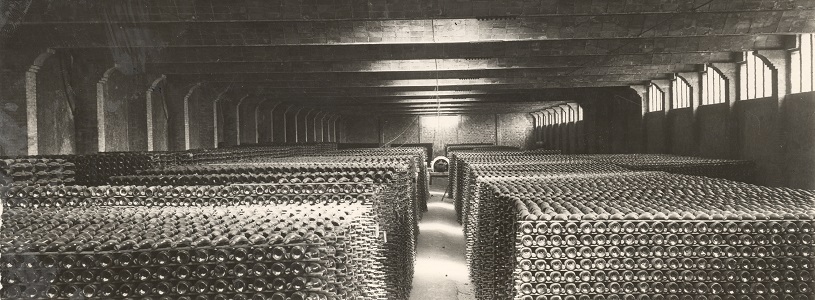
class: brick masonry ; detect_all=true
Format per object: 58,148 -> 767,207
1,0 -> 813,190
342,113 -> 533,158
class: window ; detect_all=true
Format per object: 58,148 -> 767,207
576,105 -> 583,121
424,115 -> 459,129
792,34 -> 814,94
702,65 -> 728,105
536,103 -> 582,126
740,51 -> 774,100
672,75 -> 692,108
648,83 -> 664,112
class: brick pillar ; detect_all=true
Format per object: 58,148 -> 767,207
25,49 -> 58,155
146,75 -> 168,151
179,83 -> 203,150
256,100 -> 280,143
271,104 -> 287,143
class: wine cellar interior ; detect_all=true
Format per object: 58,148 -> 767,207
1,1 -> 815,300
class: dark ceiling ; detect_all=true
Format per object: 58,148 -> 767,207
3,0 -> 813,114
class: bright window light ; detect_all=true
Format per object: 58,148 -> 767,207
648,83 -> 664,112
791,34 -> 814,94
673,74 -> 692,108
424,115 -> 460,129
741,51 -> 774,100
702,65 -> 728,105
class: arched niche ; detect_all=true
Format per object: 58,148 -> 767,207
146,75 -> 168,151
26,49 -> 76,155
96,66 -> 148,152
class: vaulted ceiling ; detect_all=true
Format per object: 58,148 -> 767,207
3,0 -> 813,114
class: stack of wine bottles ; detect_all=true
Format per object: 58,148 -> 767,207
458,160 -> 632,240
1,181 -> 415,300
178,144 -> 336,165
107,161 -> 422,284
13,152 -> 184,186
179,147 -> 292,165
463,171 -> 815,300
446,149 -> 560,199
121,160 -> 421,231
584,154 -> 755,183
0,158 -> 76,185
454,158 -> 633,270
68,152 -> 182,185
451,153 -> 583,201
445,145 -> 518,157
447,150 -> 563,220
108,165 -> 399,186
1,205 -> 373,299
8,144 -> 339,186
298,148 -> 430,212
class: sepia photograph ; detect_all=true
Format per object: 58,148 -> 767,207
1,0 -> 814,299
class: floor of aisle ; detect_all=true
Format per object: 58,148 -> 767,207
410,178 -> 475,300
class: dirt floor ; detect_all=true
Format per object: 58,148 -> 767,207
409,178 -> 475,300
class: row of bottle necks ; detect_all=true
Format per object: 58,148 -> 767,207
2,184 -> 385,198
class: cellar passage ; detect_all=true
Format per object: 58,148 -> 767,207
2,1 -> 815,300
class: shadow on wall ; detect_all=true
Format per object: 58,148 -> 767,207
779,92 -> 815,189
0,103 -> 26,156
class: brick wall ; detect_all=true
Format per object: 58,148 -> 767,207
382,116 -> 419,145
296,110 -> 310,143
284,107 -> 298,143
497,113 -> 533,150
33,51 -> 75,155
458,114 -> 496,144
781,92 -> 815,189
0,47 -> 44,156
62,51 -> 108,155
342,113 -> 534,158
192,84 -> 215,149
98,68 -> 151,152
667,108 -> 695,156
343,116 -> 379,143
271,105 -> 286,143
587,88 -> 815,190
238,98 -> 258,145
256,101 -> 276,143
419,116 -> 460,158
147,77 -> 169,151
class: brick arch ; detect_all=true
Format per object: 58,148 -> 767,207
96,65 -> 149,152
26,49 -> 77,155
298,108 -> 313,143
271,103 -> 288,143
96,66 -> 121,152
285,106 -> 301,143
236,95 -> 265,145
211,89 -> 233,148
312,111 -> 325,142
181,83 -> 202,150
146,75 -> 168,151
255,100 -> 280,143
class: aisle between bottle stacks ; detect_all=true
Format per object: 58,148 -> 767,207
410,178 -> 475,300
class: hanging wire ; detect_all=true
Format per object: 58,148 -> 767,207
380,18 -> 442,148
431,17 -> 442,142
381,14 -> 445,149
381,116 -> 420,147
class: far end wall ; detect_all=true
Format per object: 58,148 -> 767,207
341,113 -> 535,158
